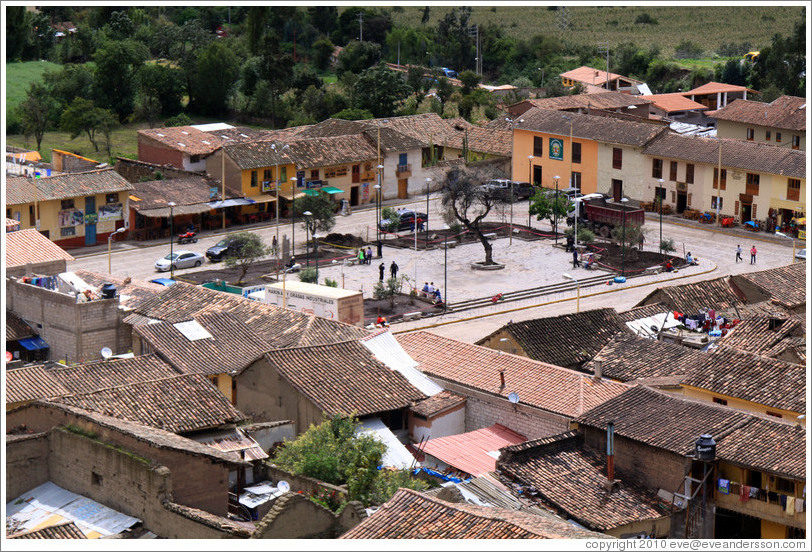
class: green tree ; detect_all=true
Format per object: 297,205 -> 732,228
295,191 -> 337,235
17,83 -> 55,152
106,10 -> 135,40
312,37 -> 335,71
406,65 -> 426,100
6,6 -> 29,61
256,31 -> 294,124
458,70 -> 480,95
59,98 -> 115,152
336,40 -> 382,76
92,39 -> 150,120
44,64 -> 95,111
750,21 -> 805,97
135,63 -> 184,118
529,189 -> 571,232
298,267 -> 318,284
332,107 -> 373,120
223,232 -> 272,284
380,207 -> 402,235
436,7 -> 473,71
307,6 -> 339,36
354,63 -> 410,118
373,277 -> 401,309
165,113 -> 192,127
434,77 -> 454,116
190,40 -> 239,116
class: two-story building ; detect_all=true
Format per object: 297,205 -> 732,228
642,133 -> 806,223
5,168 -> 134,248
560,66 -> 645,94
680,81 -> 757,111
708,96 -> 805,150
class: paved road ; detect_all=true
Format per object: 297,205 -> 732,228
69,196 -> 802,343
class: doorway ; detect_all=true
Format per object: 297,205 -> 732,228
84,196 -> 96,245
611,179 -> 623,201
741,202 -> 752,223
676,191 -> 688,213
533,166 -> 542,187
398,179 -> 408,199
350,186 -> 359,206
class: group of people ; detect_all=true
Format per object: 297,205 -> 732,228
421,282 -> 443,303
735,244 -> 758,264
571,249 -> 595,269
357,246 -> 374,265
379,260 -> 399,281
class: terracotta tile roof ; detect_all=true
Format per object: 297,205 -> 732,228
223,140 -> 297,170
134,311 -> 271,376
583,331 -> 703,383
264,341 -> 426,417
5,229 -> 75,268
126,282 -> 369,349
682,346 -> 806,413
8,521 -> 86,539
138,126 -> 225,156
499,432 -> 668,531
731,262 -> 806,310
411,390 -> 466,417
707,96 -> 805,131
422,424 -> 527,477
298,118 -> 370,137
639,93 -> 708,113
517,108 -> 667,147
575,386 -> 806,480
207,126 -> 268,142
377,113 -> 511,156
5,169 -> 134,205
71,270 -> 163,311
339,488 -> 609,539
287,135 -> 378,168
398,331 -> 631,417
560,66 -> 641,87
642,134 -> 805,178
489,308 -> 628,369
130,175 -> 242,211
6,354 -> 180,406
615,302 -> 668,323
53,374 -> 246,433
6,217 -> 21,231
686,81 -> 756,96
6,310 -> 34,341
512,91 -> 651,115
635,277 -> 743,314
715,315 -> 805,360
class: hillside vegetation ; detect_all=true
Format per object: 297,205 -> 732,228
6,60 -> 60,113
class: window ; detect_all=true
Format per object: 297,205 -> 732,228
787,178 -> 801,201
776,132 -> 782,143
29,205 -> 35,226
746,128 -> 754,140
310,169 -> 319,180
652,158 -> 663,178
711,196 -> 723,210
773,476 -> 794,494
746,172 -> 760,195
61,227 -> 76,237
612,147 -> 622,169
61,199 -> 75,210
280,166 -> 287,182
106,193 -> 119,204
713,168 -> 727,190
571,172 -> 582,191
765,130 -> 771,141
686,163 -> 694,184
211,376 -> 219,388
791,135 -> 800,149
712,397 -> 728,406
250,171 -> 258,187
263,169 -> 272,181
572,142 -> 582,163
533,136 -> 544,157
190,154 -> 200,163
669,161 -> 678,181
399,153 -> 408,165
654,187 -> 666,201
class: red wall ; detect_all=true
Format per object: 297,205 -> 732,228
138,141 -> 185,168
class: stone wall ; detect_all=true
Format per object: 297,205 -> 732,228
5,433 -> 50,499
52,150 -> 100,173
6,278 -> 129,362
6,260 -> 69,279
114,157 -> 200,183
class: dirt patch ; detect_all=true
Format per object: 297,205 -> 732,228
380,222 -> 556,250
364,293 -> 445,325
583,242 -> 689,275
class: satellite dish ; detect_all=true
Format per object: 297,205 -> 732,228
277,480 -> 290,493
101,347 -> 113,359
508,392 -> 520,404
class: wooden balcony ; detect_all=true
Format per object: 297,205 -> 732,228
396,164 -> 412,177
715,491 -> 805,529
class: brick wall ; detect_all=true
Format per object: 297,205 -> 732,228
7,278 -> 130,362
5,433 -> 50,499
52,151 -> 100,173
6,260 -> 68,278
114,157 -> 202,183
138,138 -> 185,168
435,379 -> 571,440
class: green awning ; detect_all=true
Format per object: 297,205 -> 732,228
323,187 -> 344,194
304,189 -> 320,196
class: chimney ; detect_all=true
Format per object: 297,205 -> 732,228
606,421 -> 615,482
593,359 -> 603,381
499,370 -> 506,390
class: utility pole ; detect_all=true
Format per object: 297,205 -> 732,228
598,42 -> 610,90
557,7 -> 570,31
357,12 -> 363,42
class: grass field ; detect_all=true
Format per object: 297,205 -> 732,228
388,5 -> 803,59
6,60 -> 61,113
6,123 -> 150,164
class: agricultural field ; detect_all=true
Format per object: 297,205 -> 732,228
6,60 -> 60,113
6,125 -> 147,164
388,5 -> 803,59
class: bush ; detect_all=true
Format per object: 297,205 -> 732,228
164,113 -> 191,127
675,40 -> 703,59
634,13 -> 658,25
324,277 -> 338,288
660,237 -> 676,255
298,267 -> 317,283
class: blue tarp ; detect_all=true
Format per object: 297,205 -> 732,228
18,336 -> 50,351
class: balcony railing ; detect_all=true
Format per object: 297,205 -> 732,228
396,164 -> 412,177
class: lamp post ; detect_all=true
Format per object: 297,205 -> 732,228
775,231 -> 797,262
312,233 -> 320,282
618,197 -> 629,276
376,165 -> 384,242
561,114 -> 575,248
291,177 -> 298,255
332,259 -> 346,288
282,266 -> 296,309
527,155 -> 534,228
425,177 -> 432,242
168,202 -> 176,280
554,175 -> 560,245
563,272 -> 580,313
509,179 -> 515,245
658,178 -> 664,258
443,224 -> 449,313
271,142 -> 289,280
219,138 -> 235,230
107,227 -> 126,274
302,210 -> 312,266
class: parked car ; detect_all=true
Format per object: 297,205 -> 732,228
440,67 -> 457,78
206,236 -> 244,262
155,251 -> 204,272
795,248 -> 806,260
480,179 -> 533,202
379,209 -> 429,231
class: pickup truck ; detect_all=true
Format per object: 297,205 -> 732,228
481,179 -> 534,201
568,194 -> 645,237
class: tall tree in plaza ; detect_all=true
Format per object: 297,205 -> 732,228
223,232 -> 272,284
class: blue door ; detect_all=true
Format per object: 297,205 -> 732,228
85,196 -> 96,245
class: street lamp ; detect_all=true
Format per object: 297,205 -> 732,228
376,165 -> 384,243
332,259 -> 346,288
107,227 -> 126,274
509,179 -> 515,245
282,266 -> 296,309
168,202 -> 176,280
443,224 -> 450,313
291,177 -> 298,255
219,138 -> 236,230
270,142 -> 289,280
527,155 -> 534,229
658,178 -> 664,258
554,175 -> 560,245
425,177 -> 432,241
562,272 -> 580,313
302,210 -> 312,266
312,233 -> 320,282
561,114 -> 575,248
775,231 -> 797,262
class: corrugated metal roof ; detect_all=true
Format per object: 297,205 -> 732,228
6,481 -> 140,538
361,330 -> 443,396
422,424 -> 526,477
191,427 -> 269,462
356,417 -> 419,469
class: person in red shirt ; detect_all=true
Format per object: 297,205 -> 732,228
750,245 -> 757,264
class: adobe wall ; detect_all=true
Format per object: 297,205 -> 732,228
114,157 -> 201,183
5,433 -> 50,499
136,139 -> 185,169
6,405 -> 232,517
236,359 -> 308,431
256,463 -> 348,502
6,278 -> 130,362
251,493 -> 338,539
6,260 -> 68,279
434,379 -> 570,440
581,425 -> 690,493
52,151 -> 99,173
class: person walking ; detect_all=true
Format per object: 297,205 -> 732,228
358,248 -> 365,265
750,245 -> 757,264
390,260 -> 399,279
572,248 -> 580,268
379,262 -> 385,281
735,244 -> 743,263
366,246 -> 373,264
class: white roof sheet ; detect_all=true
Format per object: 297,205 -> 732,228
6,481 -> 140,538
191,122 -> 235,132
238,481 -> 287,509
625,312 -> 681,338
361,331 -> 443,396
356,417 -> 419,469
